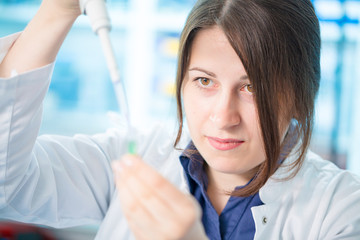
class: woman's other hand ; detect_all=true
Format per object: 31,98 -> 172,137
112,155 -> 208,240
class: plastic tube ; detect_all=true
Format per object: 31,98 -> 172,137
97,27 -> 130,124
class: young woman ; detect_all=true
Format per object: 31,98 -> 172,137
1,0 -> 359,239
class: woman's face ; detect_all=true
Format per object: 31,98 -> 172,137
182,26 -> 267,184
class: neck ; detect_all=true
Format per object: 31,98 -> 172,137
206,164 -> 257,191
206,165 -> 257,215
205,164 -> 259,215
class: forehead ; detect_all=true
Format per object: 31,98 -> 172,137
188,26 -> 247,78
193,26 -> 229,48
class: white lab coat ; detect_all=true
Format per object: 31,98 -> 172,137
1,33 -> 360,240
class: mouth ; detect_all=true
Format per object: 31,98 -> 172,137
207,136 -> 244,151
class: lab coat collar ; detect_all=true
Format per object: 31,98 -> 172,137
259,145 -> 302,204
250,152 -> 301,239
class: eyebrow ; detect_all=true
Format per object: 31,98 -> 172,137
188,67 -> 249,81
188,67 -> 217,77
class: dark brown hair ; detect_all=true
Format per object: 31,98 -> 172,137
174,0 -> 321,196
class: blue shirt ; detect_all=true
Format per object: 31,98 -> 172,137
179,142 -> 264,240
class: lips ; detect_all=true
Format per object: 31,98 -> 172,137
207,136 -> 244,151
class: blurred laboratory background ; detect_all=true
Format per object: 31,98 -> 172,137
1,0 -> 360,239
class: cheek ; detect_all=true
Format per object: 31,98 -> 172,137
182,85 -> 192,117
183,86 -> 196,127
243,104 -> 260,132
183,92 -> 201,129
183,85 -> 211,136
245,107 -> 265,149
253,117 -> 266,160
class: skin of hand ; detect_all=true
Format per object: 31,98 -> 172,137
112,155 -> 208,240
0,0 -> 81,77
45,0 -> 82,16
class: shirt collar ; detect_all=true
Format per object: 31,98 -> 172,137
179,141 -> 209,192
179,142 -> 254,193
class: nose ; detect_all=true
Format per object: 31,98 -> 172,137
210,90 -> 241,129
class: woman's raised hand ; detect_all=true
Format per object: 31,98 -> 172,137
41,0 -> 81,18
0,0 -> 81,77
112,155 -> 208,240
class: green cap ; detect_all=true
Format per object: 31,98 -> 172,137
128,140 -> 136,155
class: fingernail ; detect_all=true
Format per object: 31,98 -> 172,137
112,161 -> 123,173
123,156 -> 133,167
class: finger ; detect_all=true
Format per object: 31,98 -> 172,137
113,157 -> 180,231
113,156 -> 200,238
117,167 -> 170,221
116,179 -> 169,239
116,155 -> 195,213
113,161 -> 158,231
128,220 -> 162,240
128,220 -> 154,240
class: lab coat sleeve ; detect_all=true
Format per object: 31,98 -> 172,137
0,33 -> 119,228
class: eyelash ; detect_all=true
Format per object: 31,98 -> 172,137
194,77 -> 254,94
196,77 -> 214,87
243,84 -> 254,94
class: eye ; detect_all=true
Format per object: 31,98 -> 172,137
243,84 -> 254,94
197,77 -> 213,87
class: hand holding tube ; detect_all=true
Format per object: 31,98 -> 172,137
112,155 -> 208,240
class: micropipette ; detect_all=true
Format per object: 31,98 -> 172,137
79,0 -> 136,154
